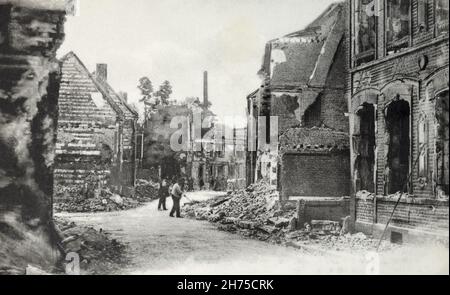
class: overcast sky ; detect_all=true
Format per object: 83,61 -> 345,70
58,0 -> 338,123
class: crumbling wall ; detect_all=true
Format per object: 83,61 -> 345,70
281,152 -> 350,199
143,104 -> 191,178
0,2 -> 66,270
55,53 -> 119,192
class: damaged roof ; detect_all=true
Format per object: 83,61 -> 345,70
60,52 -> 138,121
279,127 -> 349,153
260,2 -> 345,89
59,51 -> 125,120
96,77 -> 139,119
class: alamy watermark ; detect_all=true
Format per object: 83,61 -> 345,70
168,115 -> 279,153
65,252 -> 80,275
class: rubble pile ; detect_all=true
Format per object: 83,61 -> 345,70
183,182 -> 297,243
54,180 -> 159,213
56,217 -> 128,275
0,218 -> 127,275
284,223 -> 394,252
135,179 -> 159,201
183,182 -> 393,252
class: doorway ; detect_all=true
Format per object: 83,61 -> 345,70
356,103 -> 376,192
385,99 -> 410,194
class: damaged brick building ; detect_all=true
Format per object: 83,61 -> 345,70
55,52 -> 138,196
247,3 -> 351,203
348,0 -> 449,242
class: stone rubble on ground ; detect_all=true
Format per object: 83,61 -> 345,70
183,181 -> 395,252
55,217 -> 128,275
53,179 -> 159,213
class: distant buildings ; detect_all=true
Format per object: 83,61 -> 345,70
55,52 -> 138,195
138,71 -> 246,191
189,123 -> 246,191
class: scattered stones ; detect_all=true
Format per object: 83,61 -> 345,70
54,179 -> 159,213
274,218 -> 290,228
56,217 -> 128,275
183,181 -> 396,253
183,181 -> 296,243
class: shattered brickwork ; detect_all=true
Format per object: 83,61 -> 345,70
252,3 -> 351,200
0,1 -> 66,269
54,52 -> 138,194
55,53 -> 118,188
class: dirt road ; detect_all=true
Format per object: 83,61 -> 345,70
56,191 -> 449,275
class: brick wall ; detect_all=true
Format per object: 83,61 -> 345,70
355,198 -> 374,223
297,198 -> 351,225
355,195 -> 449,235
55,53 -> 120,188
281,152 -> 351,199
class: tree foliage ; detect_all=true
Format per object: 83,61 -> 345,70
138,77 -> 154,120
138,78 -> 174,121
155,80 -> 173,106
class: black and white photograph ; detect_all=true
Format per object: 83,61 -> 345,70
0,0 -> 448,279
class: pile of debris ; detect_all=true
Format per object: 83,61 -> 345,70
54,180 -> 159,213
0,217 -> 127,275
135,179 -> 159,201
183,182 -> 297,243
183,181 -> 393,252
55,217 -> 128,275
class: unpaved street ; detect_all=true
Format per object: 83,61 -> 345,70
57,192 -> 449,275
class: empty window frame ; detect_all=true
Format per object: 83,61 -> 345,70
385,0 -> 411,54
435,0 -> 449,36
354,0 -> 378,65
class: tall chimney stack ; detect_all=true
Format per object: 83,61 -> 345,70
96,63 -> 108,82
203,71 -> 208,107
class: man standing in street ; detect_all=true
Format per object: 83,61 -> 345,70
170,178 -> 185,218
158,178 -> 169,211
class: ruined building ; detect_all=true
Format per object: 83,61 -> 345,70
55,52 -> 138,196
0,0 -> 66,269
142,102 -> 192,180
348,0 -> 449,242
187,71 -> 218,190
247,3 -> 351,202
200,123 -> 246,191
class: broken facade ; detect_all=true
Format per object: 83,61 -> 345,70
0,0 -> 66,269
55,52 -> 138,198
348,0 -> 449,242
248,3 -> 351,201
